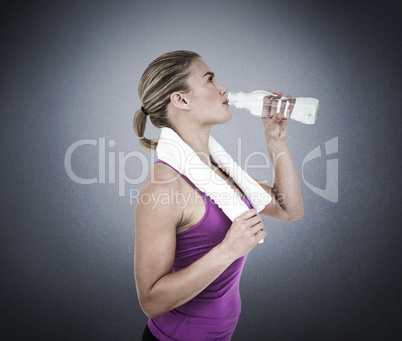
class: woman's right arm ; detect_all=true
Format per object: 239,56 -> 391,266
134,177 -> 266,319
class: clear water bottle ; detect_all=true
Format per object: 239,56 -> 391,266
228,90 -> 319,124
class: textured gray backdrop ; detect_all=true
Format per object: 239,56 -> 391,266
1,0 -> 401,340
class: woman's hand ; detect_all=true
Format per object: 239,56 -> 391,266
261,90 -> 294,143
220,209 -> 266,260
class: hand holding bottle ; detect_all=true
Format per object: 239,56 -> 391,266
261,91 -> 291,142
261,91 -> 295,119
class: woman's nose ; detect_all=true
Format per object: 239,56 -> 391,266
217,82 -> 227,95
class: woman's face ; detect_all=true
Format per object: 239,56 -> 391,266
185,58 -> 231,125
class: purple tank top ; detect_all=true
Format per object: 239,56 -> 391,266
147,160 -> 252,341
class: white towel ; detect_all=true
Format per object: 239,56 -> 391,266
156,127 -> 271,223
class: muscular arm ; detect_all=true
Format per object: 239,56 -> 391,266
134,165 -> 265,319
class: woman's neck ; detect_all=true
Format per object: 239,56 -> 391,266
174,126 -> 212,166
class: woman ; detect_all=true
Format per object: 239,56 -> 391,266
134,50 -> 304,340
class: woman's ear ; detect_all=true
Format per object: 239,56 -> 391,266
170,92 -> 190,110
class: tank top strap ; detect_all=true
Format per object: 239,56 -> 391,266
154,159 -> 205,198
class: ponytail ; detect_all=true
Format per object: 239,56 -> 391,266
133,108 -> 159,152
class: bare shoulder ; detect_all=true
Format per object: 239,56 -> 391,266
150,161 -> 182,184
140,162 -> 184,200
135,162 -> 184,228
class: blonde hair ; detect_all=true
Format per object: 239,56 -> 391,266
133,50 -> 201,151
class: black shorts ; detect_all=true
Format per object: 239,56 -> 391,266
142,324 -> 159,341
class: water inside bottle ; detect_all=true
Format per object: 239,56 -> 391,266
262,96 -> 296,119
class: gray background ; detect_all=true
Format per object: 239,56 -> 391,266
1,0 -> 401,340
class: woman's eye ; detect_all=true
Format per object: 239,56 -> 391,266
209,76 -> 214,83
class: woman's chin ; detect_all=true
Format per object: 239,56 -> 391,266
225,111 -> 233,122
216,116 -> 232,126
208,110 -> 232,126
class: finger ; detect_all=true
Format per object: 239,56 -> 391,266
255,230 -> 267,242
284,95 -> 292,116
253,223 -> 264,235
262,96 -> 277,117
247,215 -> 262,227
274,112 -> 283,121
270,93 -> 282,117
280,98 -> 287,115
272,97 -> 280,116
269,91 -> 282,99
238,208 -> 258,220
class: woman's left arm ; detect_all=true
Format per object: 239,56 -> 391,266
257,91 -> 304,222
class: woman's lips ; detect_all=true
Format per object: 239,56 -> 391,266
223,99 -> 229,105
